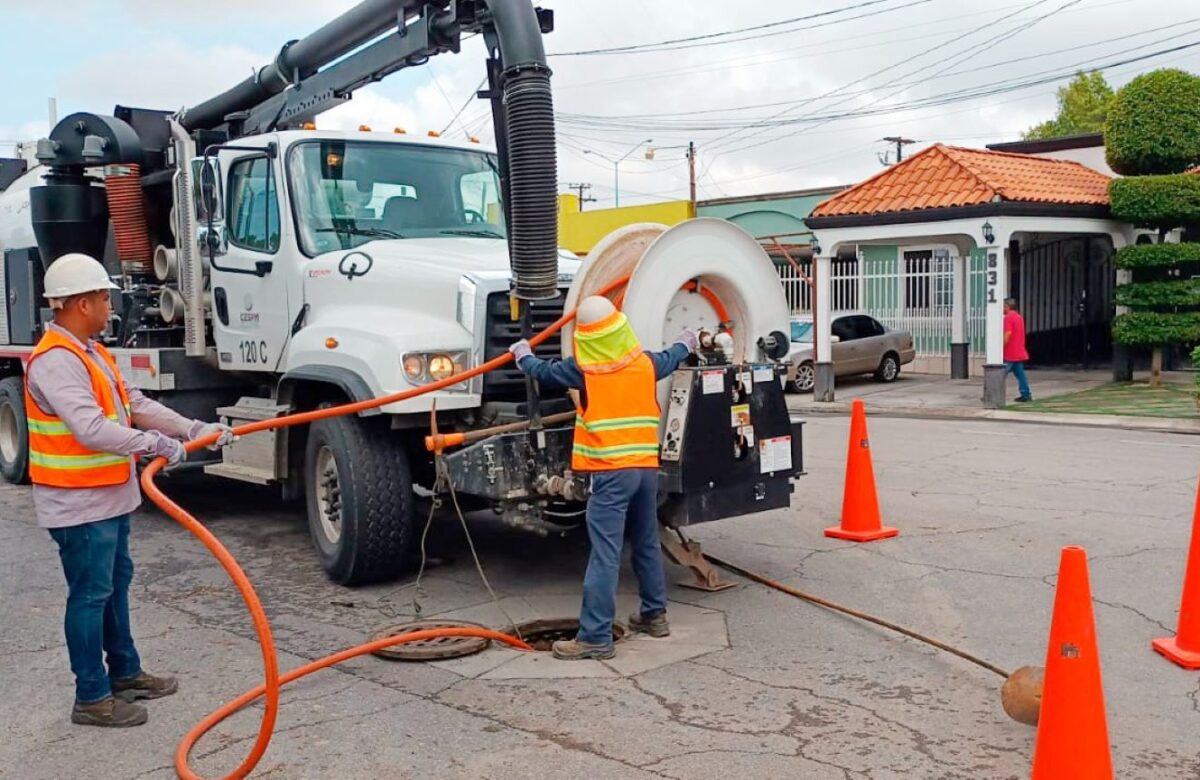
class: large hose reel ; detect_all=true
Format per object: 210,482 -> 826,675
564,218 -> 792,409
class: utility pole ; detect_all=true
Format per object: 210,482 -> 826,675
565,182 -> 596,211
687,141 -> 697,208
879,136 -> 917,166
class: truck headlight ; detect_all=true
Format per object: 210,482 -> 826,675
401,351 -> 469,387
428,354 -> 456,381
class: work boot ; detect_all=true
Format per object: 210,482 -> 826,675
628,611 -> 670,638
112,671 -> 179,702
551,638 -> 615,661
71,696 -> 148,728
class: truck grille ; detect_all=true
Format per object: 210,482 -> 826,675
482,291 -> 568,402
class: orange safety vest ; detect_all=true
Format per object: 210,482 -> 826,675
571,309 -> 661,472
24,330 -> 133,488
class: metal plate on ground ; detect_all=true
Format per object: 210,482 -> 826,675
368,619 -> 492,661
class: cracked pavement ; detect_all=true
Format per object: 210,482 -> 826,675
2,416 -> 1199,778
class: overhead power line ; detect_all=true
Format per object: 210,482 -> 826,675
548,0 -> 934,57
701,0 -> 1063,156
555,18 -> 1200,125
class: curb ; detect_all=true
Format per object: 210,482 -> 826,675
789,402 -> 1200,435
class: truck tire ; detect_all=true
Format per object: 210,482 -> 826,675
0,377 -> 29,484
304,413 -> 414,585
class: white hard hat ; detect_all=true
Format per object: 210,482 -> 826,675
43,253 -> 119,300
577,295 -> 616,326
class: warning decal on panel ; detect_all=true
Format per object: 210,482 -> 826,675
731,404 -> 751,427
759,435 -> 792,474
752,366 -> 774,383
702,370 -> 724,394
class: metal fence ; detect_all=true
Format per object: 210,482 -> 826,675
775,250 -> 988,359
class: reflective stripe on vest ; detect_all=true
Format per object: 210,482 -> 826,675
572,310 -> 661,471
24,331 -> 133,489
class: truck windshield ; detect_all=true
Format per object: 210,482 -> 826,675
287,140 -> 506,255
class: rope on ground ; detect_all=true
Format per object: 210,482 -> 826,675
702,552 -> 1010,679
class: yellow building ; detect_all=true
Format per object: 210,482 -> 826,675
557,194 -> 694,255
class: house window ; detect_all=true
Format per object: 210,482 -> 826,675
903,247 -> 953,311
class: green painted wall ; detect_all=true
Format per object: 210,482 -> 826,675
697,192 -> 834,239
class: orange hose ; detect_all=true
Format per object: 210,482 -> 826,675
142,276 -> 631,779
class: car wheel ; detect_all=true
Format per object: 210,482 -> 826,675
790,361 -> 815,393
874,353 -> 900,383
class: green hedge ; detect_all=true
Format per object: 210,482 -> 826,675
1113,311 -> 1200,346
1114,279 -> 1200,309
1114,242 -> 1200,268
1108,174 -> 1200,225
1106,69 -> 1200,175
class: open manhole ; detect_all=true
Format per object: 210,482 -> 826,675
368,619 -> 492,661
504,617 -> 626,652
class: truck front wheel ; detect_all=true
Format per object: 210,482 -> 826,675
304,413 -> 415,585
0,377 -> 29,484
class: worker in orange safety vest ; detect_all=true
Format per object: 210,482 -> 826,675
25,253 -> 234,727
510,295 -> 698,660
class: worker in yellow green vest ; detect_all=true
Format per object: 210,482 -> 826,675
25,254 -> 233,727
510,295 -> 697,660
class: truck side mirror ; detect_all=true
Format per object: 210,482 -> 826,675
195,157 -> 223,225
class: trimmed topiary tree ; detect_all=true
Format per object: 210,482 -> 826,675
1105,68 -> 1200,385
1106,69 -> 1200,175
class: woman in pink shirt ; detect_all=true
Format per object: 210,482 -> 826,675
1003,298 -> 1032,402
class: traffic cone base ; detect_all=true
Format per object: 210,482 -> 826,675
824,525 -> 898,542
1151,637 -> 1200,670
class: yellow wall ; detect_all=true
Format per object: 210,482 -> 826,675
557,194 -> 694,255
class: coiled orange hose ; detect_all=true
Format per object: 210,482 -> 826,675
142,277 -> 630,779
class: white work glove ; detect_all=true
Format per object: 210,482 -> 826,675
673,329 -> 700,354
190,421 -> 236,451
152,433 -> 187,467
509,339 -> 533,362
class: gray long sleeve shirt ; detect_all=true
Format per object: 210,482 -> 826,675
26,323 -> 204,529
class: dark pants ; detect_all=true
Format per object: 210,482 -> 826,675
577,469 -> 668,646
48,515 -> 141,703
1006,360 -> 1032,400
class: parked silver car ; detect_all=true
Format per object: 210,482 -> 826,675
785,314 -> 916,393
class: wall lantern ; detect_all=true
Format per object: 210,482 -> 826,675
981,220 -> 995,245
810,238 -> 821,256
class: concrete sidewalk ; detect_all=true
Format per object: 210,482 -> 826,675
787,368 -> 1200,434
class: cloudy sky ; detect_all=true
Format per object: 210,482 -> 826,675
2,0 -> 1197,207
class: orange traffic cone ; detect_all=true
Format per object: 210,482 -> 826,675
824,399 -> 898,542
1151,479 -> 1200,669
1030,546 -> 1113,780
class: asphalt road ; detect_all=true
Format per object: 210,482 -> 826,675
2,416 -> 1198,779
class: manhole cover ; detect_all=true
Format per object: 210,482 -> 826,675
368,619 -> 492,661
504,617 -> 626,652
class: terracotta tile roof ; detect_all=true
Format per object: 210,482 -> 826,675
809,144 -> 1112,218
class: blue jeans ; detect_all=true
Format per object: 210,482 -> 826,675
577,469 -> 668,646
1006,361 -> 1032,400
48,515 -> 142,703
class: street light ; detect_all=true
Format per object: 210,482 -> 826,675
584,138 -> 652,208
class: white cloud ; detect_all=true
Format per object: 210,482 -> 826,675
54,39 -> 269,115
6,0 -> 1197,206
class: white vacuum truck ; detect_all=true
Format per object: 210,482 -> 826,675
0,0 -> 803,585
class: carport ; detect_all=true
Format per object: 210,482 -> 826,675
804,144 -> 1134,407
